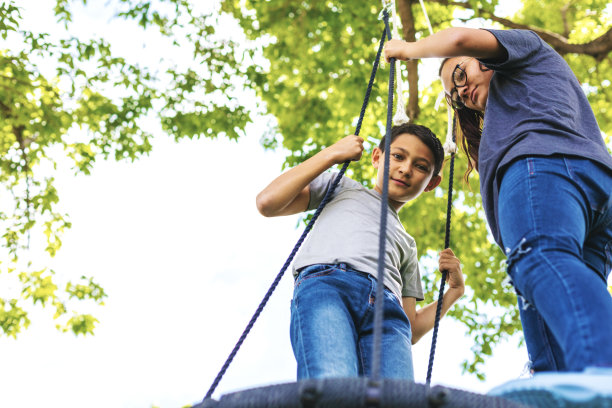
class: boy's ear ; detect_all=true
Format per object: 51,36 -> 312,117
371,147 -> 382,169
424,174 -> 442,192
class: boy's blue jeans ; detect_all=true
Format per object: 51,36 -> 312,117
498,156 -> 612,372
290,264 -> 414,380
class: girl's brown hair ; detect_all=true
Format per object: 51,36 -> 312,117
439,58 -> 484,182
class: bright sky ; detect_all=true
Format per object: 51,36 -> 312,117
0,2 -> 530,407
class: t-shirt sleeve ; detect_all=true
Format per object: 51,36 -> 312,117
307,171 -> 357,211
479,29 -> 543,71
401,242 -> 424,301
306,172 -> 335,211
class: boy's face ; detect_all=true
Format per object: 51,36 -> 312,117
372,133 -> 441,211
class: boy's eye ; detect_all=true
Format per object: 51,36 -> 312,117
392,153 -> 403,160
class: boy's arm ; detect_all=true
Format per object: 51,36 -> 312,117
402,248 -> 465,344
384,27 -> 506,62
256,135 -> 364,217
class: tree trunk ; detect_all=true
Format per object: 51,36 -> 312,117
396,0 -> 420,121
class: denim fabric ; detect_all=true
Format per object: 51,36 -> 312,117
290,264 -> 414,380
498,156 -> 612,372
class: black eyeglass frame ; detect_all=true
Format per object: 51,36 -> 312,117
445,58 -> 471,110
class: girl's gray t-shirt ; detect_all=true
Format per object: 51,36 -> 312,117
292,172 -> 424,302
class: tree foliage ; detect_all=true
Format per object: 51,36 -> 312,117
2,0 -> 611,380
0,0 -> 249,337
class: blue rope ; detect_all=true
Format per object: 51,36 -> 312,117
203,24 -> 388,402
426,114 -> 457,385
370,9 -> 394,383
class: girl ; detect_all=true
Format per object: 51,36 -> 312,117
385,27 -> 612,373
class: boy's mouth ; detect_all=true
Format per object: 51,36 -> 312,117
391,177 -> 410,187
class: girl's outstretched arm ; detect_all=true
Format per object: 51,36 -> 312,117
384,27 -> 506,62
256,135 -> 364,217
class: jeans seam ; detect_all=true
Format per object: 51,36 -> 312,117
605,240 -> 612,281
534,246 -> 595,367
526,158 -> 539,239
534,311 -> 559,371
357,339 -> 366,377
292,296 -> 312,378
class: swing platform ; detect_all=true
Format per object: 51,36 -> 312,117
196,378 -> 529,408
197,368 -> 612,408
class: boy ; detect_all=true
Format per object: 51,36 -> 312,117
256,123 -> 465,380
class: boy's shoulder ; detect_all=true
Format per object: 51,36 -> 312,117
308,172 -> 377,210
312,171 -> 366,193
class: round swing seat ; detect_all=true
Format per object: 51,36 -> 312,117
196,378 -> 529,408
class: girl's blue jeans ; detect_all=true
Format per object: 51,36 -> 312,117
498,156 -> 612,372
290,264 -> 414,380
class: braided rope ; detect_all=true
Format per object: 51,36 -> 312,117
203,25 -> 388,402
371,9 -> 394,382
426,113 -> 457,385
389,1 -> 409,126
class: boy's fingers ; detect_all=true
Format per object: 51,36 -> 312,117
440,248 -> 455,256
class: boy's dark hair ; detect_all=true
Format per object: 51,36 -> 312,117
378,123 -> 444,176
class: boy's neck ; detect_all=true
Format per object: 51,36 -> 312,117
389,198 -> 407,212
371,186 -> 405,212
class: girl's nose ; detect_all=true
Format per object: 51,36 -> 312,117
458,86 -> 469,102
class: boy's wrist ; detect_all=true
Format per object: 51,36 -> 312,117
319,146 -> 343,166
446,285 -> 465,299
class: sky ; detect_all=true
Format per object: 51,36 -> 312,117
0,2 -> 531,407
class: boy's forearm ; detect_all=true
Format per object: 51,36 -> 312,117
411,286 -> 464,344
256,135 -> 364,217
255,148 -> 337,217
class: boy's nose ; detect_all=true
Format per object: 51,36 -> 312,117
399,163 -> 412,176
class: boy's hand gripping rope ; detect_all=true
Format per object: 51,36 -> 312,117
202,23 -> 388,402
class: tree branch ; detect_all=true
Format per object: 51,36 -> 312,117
428,0 -> 612,60
560,2 -> 570,38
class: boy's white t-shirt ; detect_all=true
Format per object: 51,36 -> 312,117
292,172 -> 425,302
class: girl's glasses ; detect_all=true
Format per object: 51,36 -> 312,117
445,58 -> 473,110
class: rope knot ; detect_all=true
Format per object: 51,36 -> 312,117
443,139 -> 457,155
